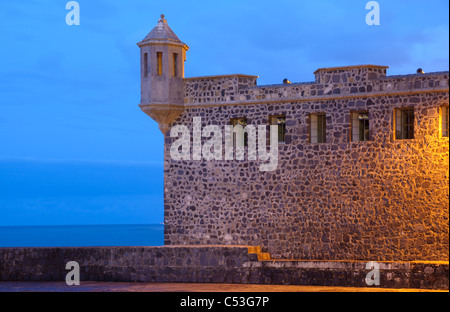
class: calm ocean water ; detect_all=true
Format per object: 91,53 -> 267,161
0,224 -> 164,248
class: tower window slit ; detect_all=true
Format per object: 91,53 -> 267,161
173,53 -> 179,77
157,52 -> 163,76
143,53 -> 148,77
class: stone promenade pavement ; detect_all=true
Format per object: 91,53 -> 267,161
0,282 -> 446,292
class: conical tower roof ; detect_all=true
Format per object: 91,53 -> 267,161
138,14 -> 189,49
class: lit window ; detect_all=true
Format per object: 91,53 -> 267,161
310,114 -> 326,143
442,106 -> 449,137
230,118 -> 248,147
270,116 -> 286,143
351,112 -> 370,142
395,108 -> 415,140
157,52 -> 163,76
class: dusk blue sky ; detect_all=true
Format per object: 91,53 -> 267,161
0,0 -> 448,226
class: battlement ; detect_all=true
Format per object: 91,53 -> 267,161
183,74 -> 258,104
182,69 -> 449,107
314,64 -> 389,84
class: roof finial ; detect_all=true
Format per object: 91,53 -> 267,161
159,14 -> 167,23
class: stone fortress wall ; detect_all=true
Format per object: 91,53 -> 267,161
163,66 -> 449,261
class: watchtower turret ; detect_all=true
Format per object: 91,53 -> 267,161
137,14 -> 189,135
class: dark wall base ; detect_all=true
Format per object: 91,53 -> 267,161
0,246 -> 448,290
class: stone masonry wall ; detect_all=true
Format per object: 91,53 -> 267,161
163,70 -> 449,261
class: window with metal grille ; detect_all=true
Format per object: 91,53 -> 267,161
442,106 -> 449,137
395,108 -> 415,140
351,112 -> 370,142
270,116 -> 286,143
230,117 -> 248,147
310,114 -> 326,143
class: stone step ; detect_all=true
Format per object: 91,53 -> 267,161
247,246 -> 261,254
257,252 -> 271,261
247,246 -> 271,261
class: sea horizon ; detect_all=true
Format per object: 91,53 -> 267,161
0,224 -> 165,248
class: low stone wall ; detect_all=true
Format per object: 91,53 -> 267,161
0,246 -> 448,290
0,246 -> 251,283
247,260 -> 449,290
